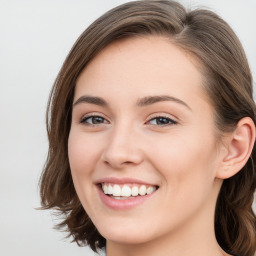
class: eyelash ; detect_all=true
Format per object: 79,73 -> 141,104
146,115 -> 177,126
80,114 -> 109,126
80,114 -> 178,127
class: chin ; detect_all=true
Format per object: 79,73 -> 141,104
101,229 -> 152,245
94,217 -> 156,245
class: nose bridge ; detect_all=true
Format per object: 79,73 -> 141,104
102,120 -> 142,168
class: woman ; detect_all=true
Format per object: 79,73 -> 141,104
39,1 -> 256,255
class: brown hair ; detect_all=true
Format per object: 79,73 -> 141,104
39,1 -> 256,255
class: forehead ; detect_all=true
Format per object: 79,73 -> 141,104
75,36 -> 210,111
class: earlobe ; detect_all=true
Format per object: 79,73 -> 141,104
216,117 -> 255,179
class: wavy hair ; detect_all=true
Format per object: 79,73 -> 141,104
39,1 -> 256,255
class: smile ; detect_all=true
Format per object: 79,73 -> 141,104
101,183 -> 158,199
96,178 -> 159,210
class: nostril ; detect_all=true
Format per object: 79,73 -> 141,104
122,161 -> 134,165
103,160 -> 136,168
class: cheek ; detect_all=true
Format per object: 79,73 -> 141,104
145,133 -> 218,230
147,130 -> 217,194
67,130 -> 104,203
68,130 -> 101,175
67,130 -> 107,217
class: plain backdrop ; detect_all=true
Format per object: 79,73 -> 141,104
0,0 -> 255,255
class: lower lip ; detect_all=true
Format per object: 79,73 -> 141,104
97,185 -> 157,210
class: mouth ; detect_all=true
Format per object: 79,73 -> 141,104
99,183 -> 159,200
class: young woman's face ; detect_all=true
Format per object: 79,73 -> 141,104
68,36 -> 223,245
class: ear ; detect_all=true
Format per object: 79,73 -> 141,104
216,117 -> 255,179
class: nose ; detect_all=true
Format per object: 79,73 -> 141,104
101,124 -> 143,169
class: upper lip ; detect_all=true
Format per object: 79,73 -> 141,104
95,177 -> 158,187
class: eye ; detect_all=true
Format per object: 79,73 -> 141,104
147,116 -> 177,126
80,115 -> 109,125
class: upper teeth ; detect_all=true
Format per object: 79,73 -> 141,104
102,183 -> 157,197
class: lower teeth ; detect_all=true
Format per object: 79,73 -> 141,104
110,196 -> 137,200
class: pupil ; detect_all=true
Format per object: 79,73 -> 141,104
157,117 -> 169,125
92,117 -> 103,124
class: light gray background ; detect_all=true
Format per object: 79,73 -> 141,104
0,0 -> 255,255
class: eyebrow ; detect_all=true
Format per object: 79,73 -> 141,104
73,95 -> 107,106
73,95 -> 191,110
136,95 -> 191,110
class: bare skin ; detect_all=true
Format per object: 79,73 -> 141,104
68,36 -> 254,256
